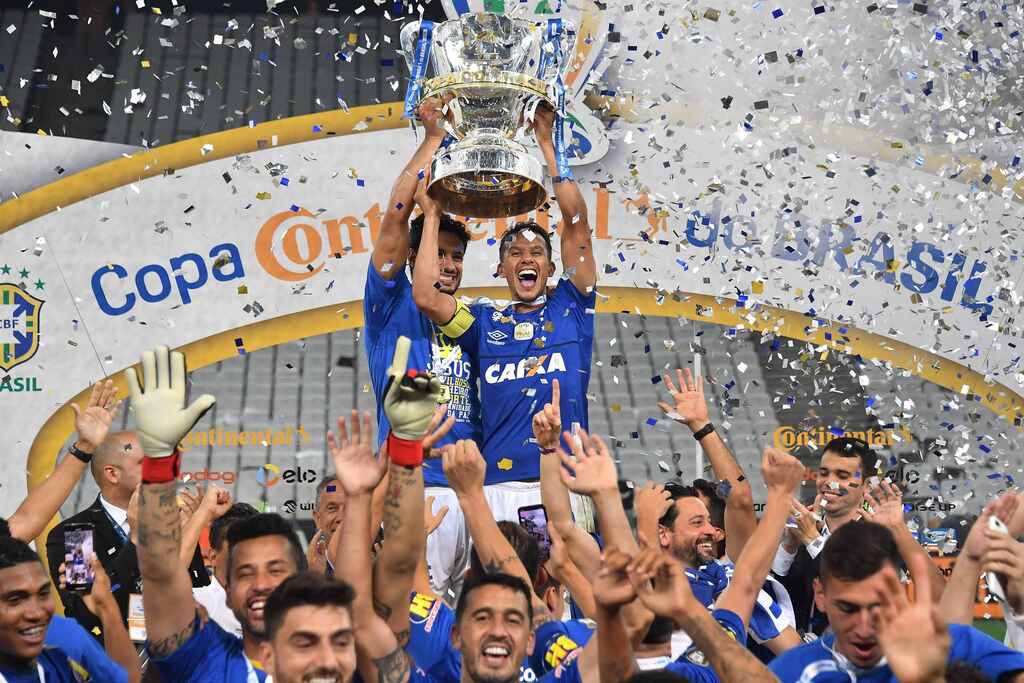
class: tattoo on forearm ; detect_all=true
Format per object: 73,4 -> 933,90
374,598 -> 393,620
481,555 -> 518,574
148,618 -> 196,658
381,464 -> 417,537
138,482 -> 181,563
373,647 -> 410,683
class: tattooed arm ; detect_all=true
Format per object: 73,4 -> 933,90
139,480 -> 199,657
373,460 -> 425,644
444,440 -> 553,629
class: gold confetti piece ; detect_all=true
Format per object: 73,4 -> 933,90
497,458 -> 513,471
348,33 -> 358,45
36,129 -> 48,136
141,60 -> 150,68
256,192 -> 271,200
610,404 -> 621,412
751,280 -> 764,294
0,96 -> 8,107
237,285 -> 248,294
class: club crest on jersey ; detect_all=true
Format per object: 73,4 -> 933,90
514,322 -> 534,341
484,352 -> 566,384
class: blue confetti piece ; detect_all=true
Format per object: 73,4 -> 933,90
395,202 -> 404,210
772,8 -> 784,18
934,30 -> 943,40
313,124 -> 322,132
357,178 -> 365,187
646,418 -> 658,426
487,238 -> 497,246
988,473 -> 1002,480
980,444 -> 991,453
290,204 -> 299,212
280,177 -> 290,186
651,375 -> 661,385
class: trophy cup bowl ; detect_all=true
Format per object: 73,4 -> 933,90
401,13 -> 575,218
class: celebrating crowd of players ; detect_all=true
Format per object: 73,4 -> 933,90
4,98 -> 1024,683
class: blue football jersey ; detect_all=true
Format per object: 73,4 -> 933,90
150,616 -> 268,683
442,278 -> 596,483
686,562 -> 730,608
530,619 -> 595,675
769,624 -> 1024,682
364,263 -> 482,486
664,609 -> 746,683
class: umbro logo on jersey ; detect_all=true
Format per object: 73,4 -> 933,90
484,352 -> 567,384
487,330 -> 509,344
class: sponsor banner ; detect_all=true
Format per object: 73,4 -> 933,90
3,115 -> 1024,513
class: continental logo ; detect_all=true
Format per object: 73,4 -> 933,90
409,592 -> 440,629
544,635 -> 580,670
773,425 -> 912,451
179,425 -> 310,451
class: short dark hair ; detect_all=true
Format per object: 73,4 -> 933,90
316,475 -> 341,501
692,479 -> 726,557
0,517 -> 11,539
641,615 -> 675,646
946,662 -> 994,683
469,522 -> 540,587
410,213 -> 471,252
0,537 -> 41,569
821,437 -> 878,479
624,669 -> 693,683
264,571 -> 355,640
455,573 -> 533,626
819,521 -> 899,584
210,503 -> 260,551
499,221 -> 553,261
659,481 -> 700,528
227,513 -> 308,577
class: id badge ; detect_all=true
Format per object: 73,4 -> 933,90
128,593 -> 147,642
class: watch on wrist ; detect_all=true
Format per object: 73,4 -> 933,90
68,443 -> 93,464
692,423 -> 715,441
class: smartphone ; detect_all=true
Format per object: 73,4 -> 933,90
986,515 -> 1009,602
63,523 -> 95,593
517,504 -> 552,561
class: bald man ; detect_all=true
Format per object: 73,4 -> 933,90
46,431 -> 209,643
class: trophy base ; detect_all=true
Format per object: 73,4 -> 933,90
429,139 -> 545,219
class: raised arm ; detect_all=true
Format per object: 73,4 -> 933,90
536,380 -> 601,580
532,104 -> 596,294
328,411 -> 409,683
179,484 -> 231,569
592,547 -> 644,683
372,96 -> 448,279
629,546 -> 778,683
444,439 -> 553,628
659,368 -> 756,561
12,381 -> 121,543
126,345 -> 215,658
558,429 -> 653,646
716,449 -> 804,628
410,175 -> 459,325
862,481 -> 947,603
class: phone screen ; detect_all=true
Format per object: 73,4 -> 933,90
517,505 -> 551,561
64,527 -> 95,592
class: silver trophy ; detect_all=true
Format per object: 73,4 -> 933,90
401,13 -> 576,219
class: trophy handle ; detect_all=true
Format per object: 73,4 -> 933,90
399,21 -> 423,74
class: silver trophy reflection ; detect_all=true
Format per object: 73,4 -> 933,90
401,12 -> 577,219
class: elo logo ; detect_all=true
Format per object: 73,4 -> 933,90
90,243 -> 245,316
256,464 -> 318,488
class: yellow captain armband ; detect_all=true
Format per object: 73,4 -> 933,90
440,300 -> 476,338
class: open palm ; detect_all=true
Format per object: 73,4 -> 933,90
328,410 -> 386,496
658,368 -> 709,428
72,380 -> 122,450
557,429 -> 618,495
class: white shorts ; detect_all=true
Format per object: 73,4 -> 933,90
423,482 -> 595,604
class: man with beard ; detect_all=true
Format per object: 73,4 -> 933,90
657,484 -> 729,607
365,94 -> 480,600
411,104 -> 597,524
259,572 -> 358,683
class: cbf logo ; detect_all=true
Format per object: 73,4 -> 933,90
439,0 -> 613,167
0,264 -> 44,393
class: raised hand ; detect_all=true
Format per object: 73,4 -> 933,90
384,337 -> 445,469
413,169 -> 440,218
789,497 -> 822,545
634,482 -> 673,524
863,480 -> 905,530
328,410 -> 386,496
557,428 -> 618,496
627,544 -> 699,618
761,448 -> 806,494
532,379 -> 562,451
982,529 -> 1024,612
442,440 -> 487,498
198,484 -> 232,520
876,554 -> 949,683
964,492 -> 1020,562
416,94 -> 453,140
657,368 -> 710,431
422,405 -> 456,460
593,546 -> 638,610
124,345 -> 215,457
71,379 -> 122,452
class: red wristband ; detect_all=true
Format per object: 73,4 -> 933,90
387,433 -> 424,468
142,451 -> 181,484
